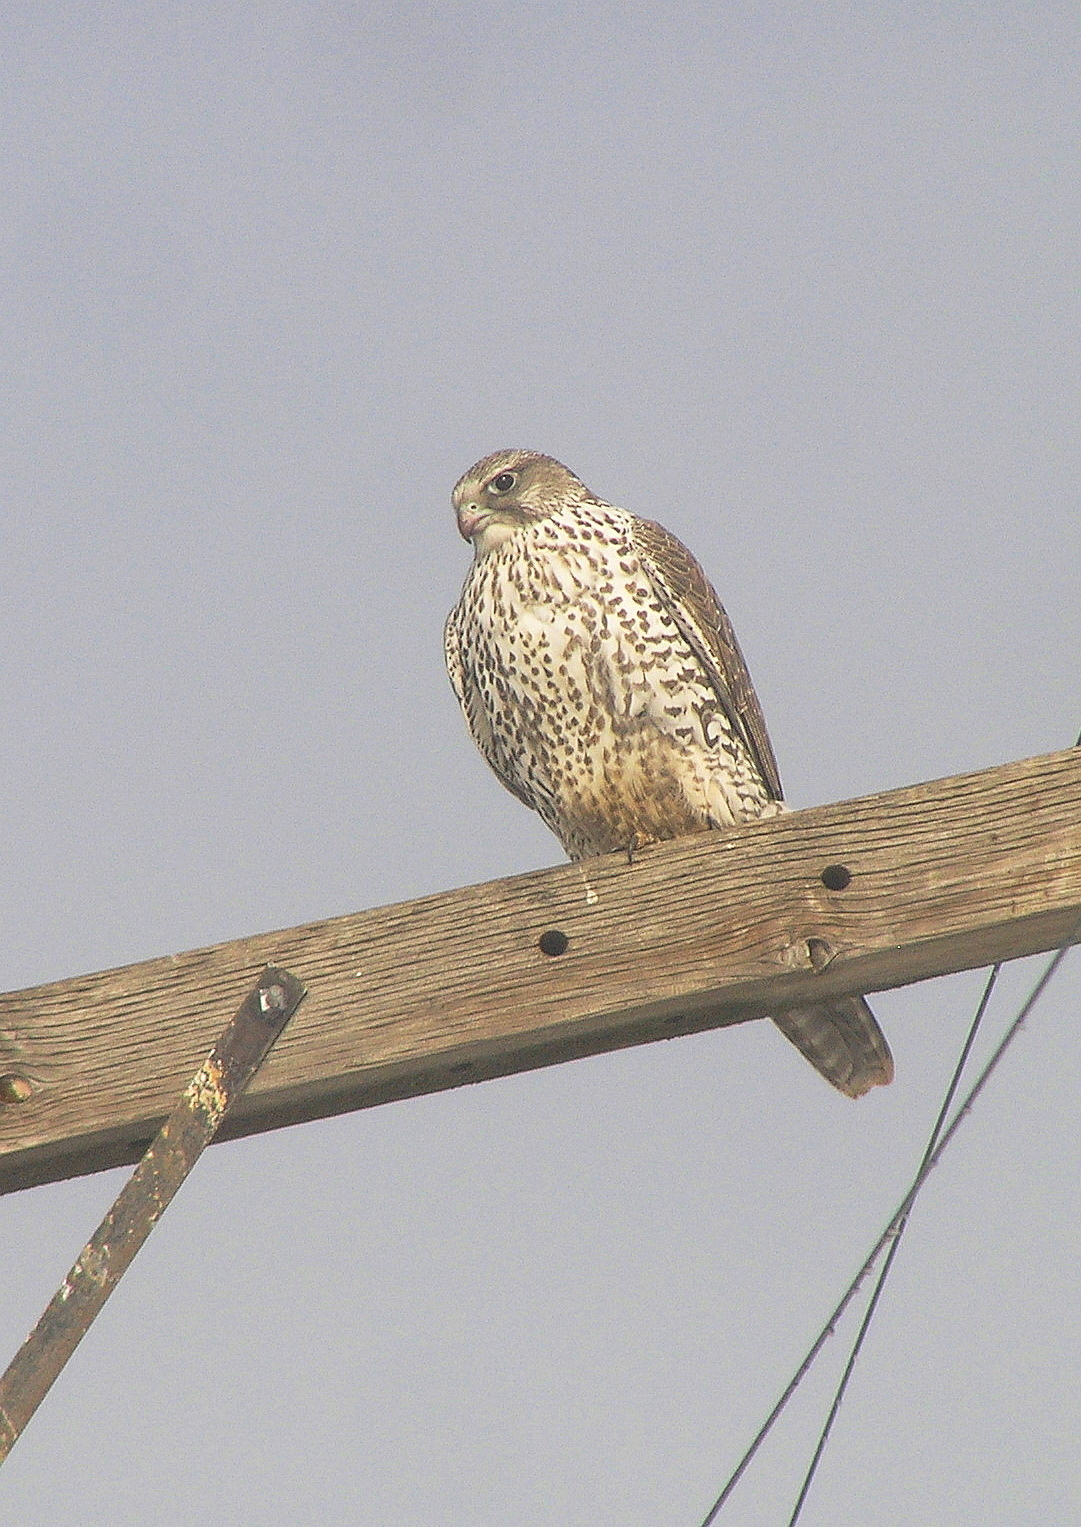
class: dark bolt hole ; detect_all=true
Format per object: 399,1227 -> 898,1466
820,864 -> 852,891
538,929 -> 570,957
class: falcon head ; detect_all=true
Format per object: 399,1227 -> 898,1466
453,450 -> 593,556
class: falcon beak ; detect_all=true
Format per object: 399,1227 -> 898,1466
456,502 -> 487,541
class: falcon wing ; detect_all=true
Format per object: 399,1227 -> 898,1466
443,604 -> 536,809
443,603 -> 467,708
629,515 -> 784,802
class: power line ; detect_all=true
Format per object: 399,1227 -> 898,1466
696,935 -> 1079,1527
783,963 -> 1000,1525
699,722 -> 1081,1519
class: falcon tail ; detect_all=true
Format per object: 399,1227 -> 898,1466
771,997 -> 894,1098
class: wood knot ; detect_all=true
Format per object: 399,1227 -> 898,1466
0,1073 -> 34,1105
806,938 -> 836,972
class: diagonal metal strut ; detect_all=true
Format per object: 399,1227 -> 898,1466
0,965 -> 305,1465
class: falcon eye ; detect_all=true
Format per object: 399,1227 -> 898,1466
489,471 -> 517,494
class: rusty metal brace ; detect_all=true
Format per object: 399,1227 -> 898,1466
0,965 -> 305,1465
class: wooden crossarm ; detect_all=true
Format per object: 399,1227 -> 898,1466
1,747 -> 1079,1194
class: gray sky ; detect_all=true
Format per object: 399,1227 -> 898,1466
2,5 -> 1079,1523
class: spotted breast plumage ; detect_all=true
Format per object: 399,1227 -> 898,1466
444,449 -> 893,1098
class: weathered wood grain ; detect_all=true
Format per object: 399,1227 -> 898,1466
1,748 -> 1079,1194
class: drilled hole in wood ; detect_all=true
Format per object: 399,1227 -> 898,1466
820,864 -> 852,891
538,929 -> 569,957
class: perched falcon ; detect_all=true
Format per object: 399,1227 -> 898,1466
444,449 -> 893,1098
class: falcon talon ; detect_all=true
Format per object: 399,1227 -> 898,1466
444,449 -> 894,1097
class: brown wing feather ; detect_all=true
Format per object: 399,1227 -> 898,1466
629,516 -> 784,801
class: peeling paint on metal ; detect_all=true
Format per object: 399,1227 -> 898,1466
185,1055 -> 228,1129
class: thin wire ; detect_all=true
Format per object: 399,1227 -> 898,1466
697,935 -> 1079,1527
698,725 -> 1081,1522
693,966 -> 989,1527
784,963 -> 1001,1526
